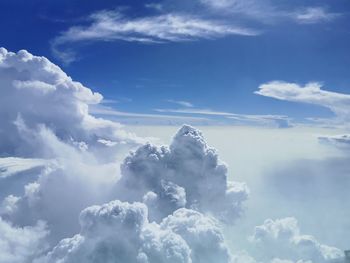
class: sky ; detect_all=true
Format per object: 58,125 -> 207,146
1,0 -> 350,126
1,1 -> 350,263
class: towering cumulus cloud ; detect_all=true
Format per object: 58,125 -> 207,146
117,125 -> 249,222
0,47 -> 138,158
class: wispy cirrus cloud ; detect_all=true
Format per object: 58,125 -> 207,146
52,10 -> 259,63
154,107 -> 292,127
200,0 -> 339,24
166,99 -> 194,108
255,81 -> 350,122
294,7 -> 340,24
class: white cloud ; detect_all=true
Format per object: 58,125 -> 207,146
0,47 -> 141,246
0,47 -> 346,263
166,100 -> 194,108
200,0 -> 338,24
90,104 -> 208,123
250,217 -> 344,263
294,7 -> 339,24
37,200 -> 230,263
0,48 -> 250,261
155,108 -> 292,127
116,125 -> 249,223
0,157 -> 49,179
0,47 -> 140,159
255,81 -> 350,127
52,10 -> 258,63
0,217 -> 49,263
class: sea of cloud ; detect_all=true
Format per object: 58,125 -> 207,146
0,48 -> 347,263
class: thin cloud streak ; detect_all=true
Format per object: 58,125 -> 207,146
166,99 -> 194,108
154,108 -> 292,127
52,10 -> 259,63
200,0 -> 340,24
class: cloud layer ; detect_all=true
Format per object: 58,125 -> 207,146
0,48 -> 346,263
250,217 -> 344,263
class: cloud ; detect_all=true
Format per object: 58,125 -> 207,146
0,47 -> 142,246
293,7 -> 339,24
166,100 -> 194,108
37,200 -> 231,263
0,47 -> 140,159
51,10 -> 258,63
0,48 -> 250,261
116,125 -> 249,223
1,47 -> 346,263
155,108 -> 292,127
89,104 -> 209,125
200,0 -> 339,24
0,157 -> 49,179
250,217 -> 344,263
255,81 -> 350,128
318,134 -> 350,150
0,217 -> 49,263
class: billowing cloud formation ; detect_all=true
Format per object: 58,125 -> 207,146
0,48 -> 345,263
0,47 -> 247,262
0,218 -> 48,263
0,47 -> 139,158
37,200 -> 230,263
250,217 -> 344,263
116,125 -> 249,222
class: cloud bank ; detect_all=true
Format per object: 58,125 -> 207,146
0,48 -> 346,263
250,217 -> 344,263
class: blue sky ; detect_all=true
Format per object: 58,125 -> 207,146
1,0 -> 350,125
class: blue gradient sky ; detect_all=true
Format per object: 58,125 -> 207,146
1,0 -> 349,124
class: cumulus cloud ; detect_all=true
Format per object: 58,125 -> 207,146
0,217 -> 49,263
37,200 -> 230,263
0,47 -> 140,158
250,217 -> 344,263
115,125 -> 249,223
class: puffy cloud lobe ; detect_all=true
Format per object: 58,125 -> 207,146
0,217 -> 48,263
0,47 -> 138,158
38,200 -> 230,263
250,217 -> 344,263
117,125 -> 249,223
